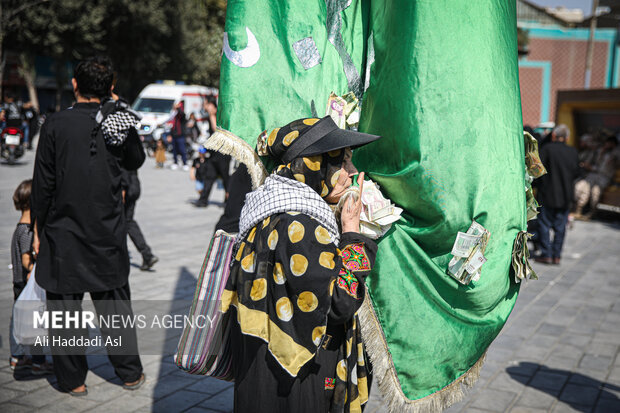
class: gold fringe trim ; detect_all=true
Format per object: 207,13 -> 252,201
203,128 -> 268,189
358,290 -> 486,413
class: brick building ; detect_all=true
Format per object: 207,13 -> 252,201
517,0 -> 620,127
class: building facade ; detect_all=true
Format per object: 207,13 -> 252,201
517,0 -> 620,127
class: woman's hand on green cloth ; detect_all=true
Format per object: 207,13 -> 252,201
341,172 -> 364,233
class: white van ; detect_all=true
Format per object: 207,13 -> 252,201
132,82 -> 217,142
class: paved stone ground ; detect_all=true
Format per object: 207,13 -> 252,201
1,148 -> 619,412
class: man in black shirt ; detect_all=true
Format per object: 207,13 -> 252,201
32,56 -> 145,395
535,125 -> 579,265
3,93 -> 24,128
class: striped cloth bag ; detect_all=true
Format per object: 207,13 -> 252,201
175,230 -> 235,380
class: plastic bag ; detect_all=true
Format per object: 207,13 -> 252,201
12,265 -> 47,345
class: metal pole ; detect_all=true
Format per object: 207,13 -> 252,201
584,0 -> 600,89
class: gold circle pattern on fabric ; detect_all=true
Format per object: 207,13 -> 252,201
290,254 -> 308,276
297,291 -> 318,312
315,226 -> 331,244
241,251 -> 255,272
319,251 -> 335,269
312,326 -> 326,346
276,297 -> 293,321
303,156 -> 321,171
268,229 -> 279,250
250,278 -> 267,301
282,130 -> 300,147
273,262 -> 286,285
288,221 -> 305,243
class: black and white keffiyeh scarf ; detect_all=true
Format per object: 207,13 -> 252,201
238,174 -> 340,246
96,98 -> 141,147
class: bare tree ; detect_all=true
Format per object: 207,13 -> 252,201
0,0 -> 50,100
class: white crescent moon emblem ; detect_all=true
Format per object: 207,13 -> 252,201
223,27 -> 260,68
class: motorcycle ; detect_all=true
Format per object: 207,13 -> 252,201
1,126 -> 25,164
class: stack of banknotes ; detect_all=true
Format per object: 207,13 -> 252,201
447,221 -> 491,285
524,131 -> 547,221
511,230 -> 538,283
359,180 -> 403,239
326,92 -> 361,130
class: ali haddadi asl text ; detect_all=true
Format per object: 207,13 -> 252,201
34,335 -> 121,347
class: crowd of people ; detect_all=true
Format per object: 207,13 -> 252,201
527,124 -> 619,264
150,95 -> 233,208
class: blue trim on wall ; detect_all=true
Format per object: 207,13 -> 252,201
521,26 -> 617,41
519,25 -> 619,89
614,44 -> 620,88
519,60 -> 552,123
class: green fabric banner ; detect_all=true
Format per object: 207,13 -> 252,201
213,0 -> 525,410
218,0 -> 368,141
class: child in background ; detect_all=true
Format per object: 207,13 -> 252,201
9,179 -> 53,374
155,138 -> 166,168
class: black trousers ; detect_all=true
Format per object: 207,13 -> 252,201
198,156 -> 231,205
125,200 -> 152,261
46,283 -> 143,390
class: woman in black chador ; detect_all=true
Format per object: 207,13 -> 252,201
221,116 -> 381,412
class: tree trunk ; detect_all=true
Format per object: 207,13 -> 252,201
18,53 -> 39,111
54,60 -> 66,111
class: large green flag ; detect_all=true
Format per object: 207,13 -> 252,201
209,1 -> 525,411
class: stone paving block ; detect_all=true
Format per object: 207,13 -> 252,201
567,320 -> 598,335
197,389 -> 234,412
592,331 -> 620,344
152,389 -> 212,412
488,371 -> 527,392
505,362 -> 540,380
543,354 -> 580,371
0,388 -> 26,405
514,387 -> 557,410
469,388 -> 517,412
0,402 -> 34,412
568,369 -> 611,387
0,369 -> 18,386
509,407 -> 549,413
559,383 -> 600,406
537,323 -> 567,336
550,344 -> 585,362
600,383 -> 620,400
579,354 -> 613,371
90,393 -> 153,413
485,347 -> 515,364
146,374 -> 199,401
608,366 -> 620,381
186,377 -> 234,397
491,334 -> 524,351
2,376 -> 52,392
593,397 -> 620,413
585,341 -> 618,358
551,401 -> 592,413
10,383 -> 65,407
38,395 -> 100,413
529,371 -> 569,393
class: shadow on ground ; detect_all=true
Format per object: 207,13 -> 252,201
507,362 -> 620,412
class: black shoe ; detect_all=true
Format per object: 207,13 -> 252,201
192,200 -> 208,207
140,255 -> 159,271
